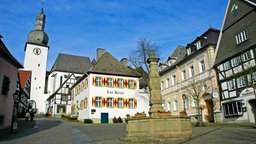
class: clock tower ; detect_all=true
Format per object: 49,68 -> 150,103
23,8 -> 49,113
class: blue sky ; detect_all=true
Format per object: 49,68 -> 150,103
0,0 -> 227,71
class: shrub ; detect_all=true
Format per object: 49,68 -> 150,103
84,119 -> 93,124
68,116 -> 78,121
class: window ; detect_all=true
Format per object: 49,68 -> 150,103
166,78 -> 170,88
128,80 -> 134,89
168,102 -> 172,111
223,101 -> 243,118
107,78 -> 113,87
96,77 -> 102,87
161,81 -> 164,90
231,57 -> 241,67
189,65 -> 195,77
191,99 -> 196,107
107,97 -> 113,108
224,61 -> 231,70
199,60 -> 206,72
242,51 -> 252,62
247,72 -> 256,85
129,99 -> 134,108
227,79 -> 235,90
237,76 -> 246,88
195,41 -> 201,49
1,76 -> 10,96
118,78 -> 123,88
235,30 -> 248,44
187,48 -> 191,55
172,75 -> 176,85
118,98 -> 123,108
182,70 -> 186,81
173,100 -> 178,111
96,97 -> 102,107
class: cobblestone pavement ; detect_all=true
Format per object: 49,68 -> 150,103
1,118 -> 256,144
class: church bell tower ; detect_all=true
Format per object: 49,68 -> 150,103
23,8 -> 49,113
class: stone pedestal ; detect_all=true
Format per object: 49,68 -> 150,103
122,116 -> 192,143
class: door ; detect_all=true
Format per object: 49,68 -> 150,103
101,113 -> 109,124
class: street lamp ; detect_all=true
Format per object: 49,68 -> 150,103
11,90 -> 20,133
182,94 -> 187,113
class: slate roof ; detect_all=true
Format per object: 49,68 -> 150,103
50,53 -> 92,74
88,52 -> 141,77
0,35 -> 23,68
160,27 -> 219,75
18,70 -> 31,89
214,0 -> 256,65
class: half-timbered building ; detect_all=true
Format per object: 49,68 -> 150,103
214,0 -> 256,123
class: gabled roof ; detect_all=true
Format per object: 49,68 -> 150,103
0,35 -> 23,68
50,53 -> 92,74
214,0 -> 256,66
18,70 -> 31,89
88,52 -> 140,77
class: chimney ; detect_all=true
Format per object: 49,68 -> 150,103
97,48 -> 106,61
120,58 -> 128,67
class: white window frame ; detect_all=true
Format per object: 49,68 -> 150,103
189,65 -> 195,78
128,80 -> 134,89
173,100 -> 178,111
195,41 -> 201,49
96,77 -> 102,87
235,30 -> 248,44
172,75 -> 176,86
107,97 -> 113,108
107,78 -> 113,87
118,78 -> 123,88
166,78 -> 170,88
187,47 -> 191,55
129,99 -> 134,108
182,69 -> 186,81
95,97 -> 102,107
199,59 -> 206,72
118,98 -> 123,108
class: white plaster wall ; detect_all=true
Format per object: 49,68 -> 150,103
0,57 -> 19,129
23,43 -> 48,113
73,73 -> 149,123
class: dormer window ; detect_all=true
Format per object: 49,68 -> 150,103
195,40 -> 201,50
187,47 -> 191,55
235,30 -> 248,44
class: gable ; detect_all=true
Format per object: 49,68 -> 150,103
89,52 -> 140,77
214,0 -> 256,65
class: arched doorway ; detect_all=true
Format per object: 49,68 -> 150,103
203,93 -> 214,122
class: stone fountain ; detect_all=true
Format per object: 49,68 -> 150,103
122,52 -> 192,143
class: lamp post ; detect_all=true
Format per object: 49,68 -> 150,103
10,90 -> 20,133
182,94 -> 187,113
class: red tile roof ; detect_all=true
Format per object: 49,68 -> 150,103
18,70 -> 31,89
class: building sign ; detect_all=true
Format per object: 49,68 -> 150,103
107,90 -> 124,95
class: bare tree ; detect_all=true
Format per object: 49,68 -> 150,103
128,37 -> 160,73
184,81 -> 208,126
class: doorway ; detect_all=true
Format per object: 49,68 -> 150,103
101,113 -> 109,124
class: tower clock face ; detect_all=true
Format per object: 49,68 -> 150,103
33,47 -> 41,55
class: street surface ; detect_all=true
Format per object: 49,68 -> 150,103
1,118 -> 256,144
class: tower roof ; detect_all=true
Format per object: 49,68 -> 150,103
27,8 -> 49,46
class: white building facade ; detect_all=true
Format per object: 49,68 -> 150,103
71,50 -> 149,123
